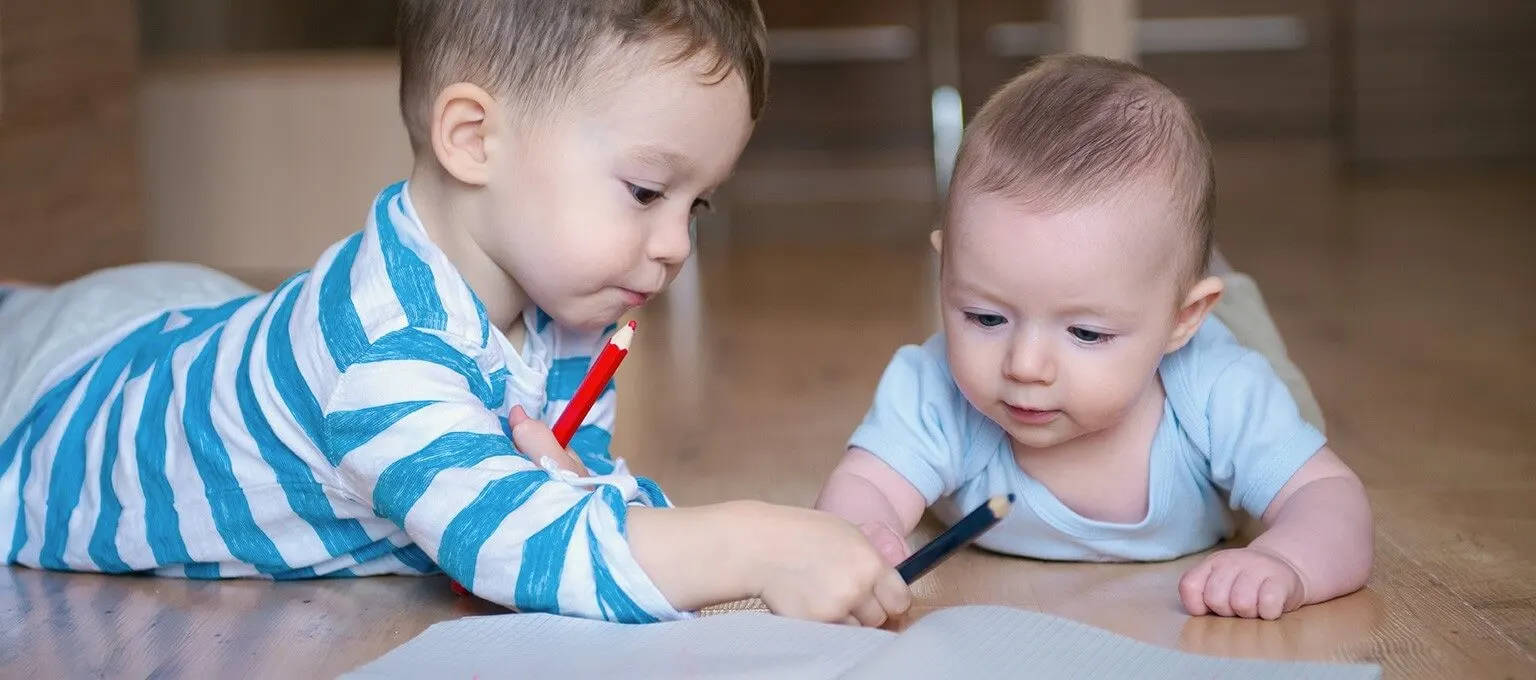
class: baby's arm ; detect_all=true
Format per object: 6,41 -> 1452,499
1181,352 -> 1373,619
816,448 -> 928,564
1181,446 -> 1372,620
815,339 -> 969,564
1247,446 -> 1373,605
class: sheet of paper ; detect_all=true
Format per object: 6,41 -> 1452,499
841,606 -> 1382,680
341,606 -> 1382,680
341,609 -> 895,680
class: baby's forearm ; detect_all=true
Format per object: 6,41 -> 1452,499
815,468 -> 909,533
1250,475 -> 1374,605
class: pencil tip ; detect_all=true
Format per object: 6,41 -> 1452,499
612,321 -> 636,349
990,494 -> 1015,516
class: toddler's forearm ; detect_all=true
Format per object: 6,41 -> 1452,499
627,502 -> 770,612
1250,475 -> 1374,605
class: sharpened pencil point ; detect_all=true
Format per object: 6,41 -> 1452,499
611,320 -> 636,350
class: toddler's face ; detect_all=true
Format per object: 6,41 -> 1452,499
938,184 -> 1193,450
481,43 -> 753,332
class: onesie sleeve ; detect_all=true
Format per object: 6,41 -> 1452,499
1203,351 -> 1329,519
321,325 -> 683,623
846,336 -> 972,504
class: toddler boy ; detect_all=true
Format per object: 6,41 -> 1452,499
1,0 -> 911,628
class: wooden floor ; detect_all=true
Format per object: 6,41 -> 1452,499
3,141 -> 1533,678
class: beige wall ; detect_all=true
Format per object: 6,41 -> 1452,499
140,53 -> 412,282
0,0 -> 143,282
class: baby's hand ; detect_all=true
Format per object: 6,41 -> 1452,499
857,521 -> 911,566
508,405 -> 588,476
1179,547 -> 1306,620
751,504 -> 912,627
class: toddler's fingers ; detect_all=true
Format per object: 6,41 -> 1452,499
860,523 -> 909,566
1229,570 -> 1265,619
1179,560 -> 1214,616
873,569 -> 913,619
1256,578 -> 1288,620
1202,563 -> 1239,617
850,595 -> 889,628
509,406 -> 588,475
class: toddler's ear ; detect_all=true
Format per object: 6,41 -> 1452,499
430,82 -> 499,187
1166,275 -> 1224,353
929,229 -> 944,255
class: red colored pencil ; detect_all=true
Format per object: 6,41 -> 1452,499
551,319 -> 636,446
451,320 -> 638,598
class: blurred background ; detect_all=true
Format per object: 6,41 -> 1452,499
2,0 -> 1531,282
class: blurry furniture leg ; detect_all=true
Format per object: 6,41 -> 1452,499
924,0 -> 963,331
1052,0 -> 1140,63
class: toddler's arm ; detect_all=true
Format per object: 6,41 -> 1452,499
322,329 -> 683,622
324,327 -> 910,625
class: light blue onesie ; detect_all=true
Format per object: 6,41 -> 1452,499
847,316 -> 1327,562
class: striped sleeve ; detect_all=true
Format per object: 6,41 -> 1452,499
320,326 -> 683,623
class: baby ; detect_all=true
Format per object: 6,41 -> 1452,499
816,54 -> 1373,620
1,0 -> 912,627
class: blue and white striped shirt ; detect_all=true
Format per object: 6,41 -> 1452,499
0,181 -> 684,623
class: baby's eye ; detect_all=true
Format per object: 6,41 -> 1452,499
690,198 -> 713,214
627,183 -> 664,206
964,312 -> 1007,328
1069,327 -> 1111,344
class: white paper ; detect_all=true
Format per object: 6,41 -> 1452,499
341,606 -> 1382,680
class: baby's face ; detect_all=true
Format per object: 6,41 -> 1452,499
479,42 -> 754,332
939,183 -> 1191,450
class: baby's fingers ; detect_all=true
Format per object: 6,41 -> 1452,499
1257,579 -> 1290,620
1179,559 -> 1215,616
1229,571 -> 1265,619
1201,563 -> 1239,617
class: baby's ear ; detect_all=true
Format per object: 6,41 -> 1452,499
929,229 -> 944,255
1166,275 -> 1224,353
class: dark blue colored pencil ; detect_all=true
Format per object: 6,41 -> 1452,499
897,494 -> 1014,584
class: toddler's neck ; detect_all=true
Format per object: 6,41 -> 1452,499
405,165 -> 530,340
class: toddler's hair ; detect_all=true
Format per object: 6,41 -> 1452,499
949,54 -> 1214,285
396,0 -> 768,153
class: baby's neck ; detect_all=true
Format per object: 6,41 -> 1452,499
406,166 -> 530,338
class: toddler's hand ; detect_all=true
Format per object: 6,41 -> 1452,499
508,406 -> 588,476
1179,546 -> 1306,620
857,521 -> 911,566
751,505 -> 912,628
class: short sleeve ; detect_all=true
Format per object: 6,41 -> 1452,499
1204,351 -> 1329,518
846,336 -> 971,504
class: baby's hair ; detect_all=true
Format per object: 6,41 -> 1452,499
396,0 -> 768,153
948,54 -> 1214,286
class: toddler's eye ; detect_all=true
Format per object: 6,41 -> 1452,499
1069,327 -> 1111,344
627,183 -> 664,206
691,198 -> 713,214
964,312 -> 1007,328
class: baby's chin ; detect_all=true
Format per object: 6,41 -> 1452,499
994,415 -> 1084,451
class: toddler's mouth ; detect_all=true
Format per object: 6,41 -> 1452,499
618,288 -> 655,307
